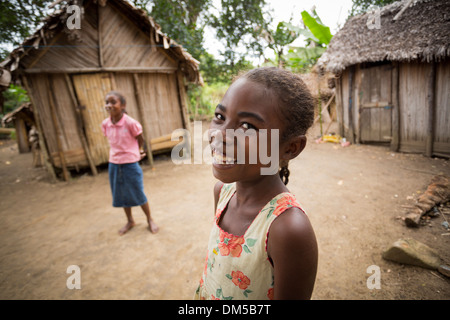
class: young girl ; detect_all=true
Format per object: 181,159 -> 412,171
101,91 -> 159,235
195,67 -> 318,300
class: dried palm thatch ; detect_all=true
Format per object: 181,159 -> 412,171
318,0 -> 450,74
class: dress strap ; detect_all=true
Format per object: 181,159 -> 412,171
215,183 -> 236,219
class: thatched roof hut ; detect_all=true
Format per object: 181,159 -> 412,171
0,0 -> 202,180
2,102 -> 35,153
318,0 -> 450,157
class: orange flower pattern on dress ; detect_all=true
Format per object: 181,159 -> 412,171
218,230 -> 245,257
230,271 -> 250,290
263,193 -> 301,218
226,271 -> 253,298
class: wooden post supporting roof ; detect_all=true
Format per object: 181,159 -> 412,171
390,62 -> 400,152
348,67 -> 355,144
425,62 -> 436,157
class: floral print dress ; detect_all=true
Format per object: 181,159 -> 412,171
194,183 -> 306,300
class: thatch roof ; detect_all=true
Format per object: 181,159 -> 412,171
318,0 -> 450,74
0,0 -> 202,85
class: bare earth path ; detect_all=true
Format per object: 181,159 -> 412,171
0,123 -> 449,300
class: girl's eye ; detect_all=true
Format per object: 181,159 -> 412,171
215,113 -> 225,121
241,122 -> 256,130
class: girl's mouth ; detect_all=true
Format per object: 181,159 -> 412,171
212,148 -> 237,165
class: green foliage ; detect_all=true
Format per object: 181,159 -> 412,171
131,0 -> 210,60
211,0 -> 269,68
2,84 -> 29,112
0,0 -> 52,61
198,52 -> 253,84
262,20 -> 299,67
280,9 -> 332,73
285,46 -> 326,73
188,82 -> 229,120
1,84 -> 29,123
300,10 -> 332,45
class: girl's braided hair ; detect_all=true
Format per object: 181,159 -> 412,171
237,67 -> 315,185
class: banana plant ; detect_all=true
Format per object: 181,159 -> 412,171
300,10 -> 332,45
284,9 -> 333,72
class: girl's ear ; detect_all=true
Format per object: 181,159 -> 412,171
281,135 -> 307,161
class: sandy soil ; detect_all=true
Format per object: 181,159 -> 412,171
0,122 -> 449,300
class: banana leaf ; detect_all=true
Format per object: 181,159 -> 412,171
301,10 -> 332,45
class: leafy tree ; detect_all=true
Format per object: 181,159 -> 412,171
131,0 -> 211,60
261,20 -> 299,68
210,0 -> 269,70
0,0 -> 52,60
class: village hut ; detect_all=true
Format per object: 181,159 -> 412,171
2,102 -> 35,154
0,0 -> 202,180
317,0 -> 450,158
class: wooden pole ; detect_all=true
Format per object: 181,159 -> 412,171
390,62 -> 400,152
176,71 -> 191,133
97,3 -> 104,68
22,76 -> 57,182
132,73 -> 154,167
46,74 -> 70,181
335,75 -> 344,137
64,74 -> 98,175
348,67 -> 355,144
313,92 -> 335,124
317,73 -> 323,136
425,62 -> 436,157
176,71 -> 193,159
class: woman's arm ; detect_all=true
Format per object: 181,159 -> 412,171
267,208 -> 318,300
136,134 -> 146,159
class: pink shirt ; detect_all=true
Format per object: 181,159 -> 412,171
101,113 -> 143,164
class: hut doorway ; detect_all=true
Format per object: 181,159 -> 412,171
72,73 -> 111,165
358,63 -> 393,144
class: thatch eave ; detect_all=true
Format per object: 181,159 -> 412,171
318,0 -> 450,74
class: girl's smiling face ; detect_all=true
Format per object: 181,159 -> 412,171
105,94 -> 125,118
209,77 -> 286,183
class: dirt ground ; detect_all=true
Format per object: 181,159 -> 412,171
0,122 -> 449,300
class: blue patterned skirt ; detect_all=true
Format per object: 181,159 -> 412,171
109,162 -> 148,207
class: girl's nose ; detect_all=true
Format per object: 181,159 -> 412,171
209,127 -> 236,151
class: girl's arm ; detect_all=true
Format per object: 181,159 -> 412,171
267,208 -> 318,300
136,134 -> 146,159
136,134 -> 144,149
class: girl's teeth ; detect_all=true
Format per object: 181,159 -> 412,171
213,150 -> 235,164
